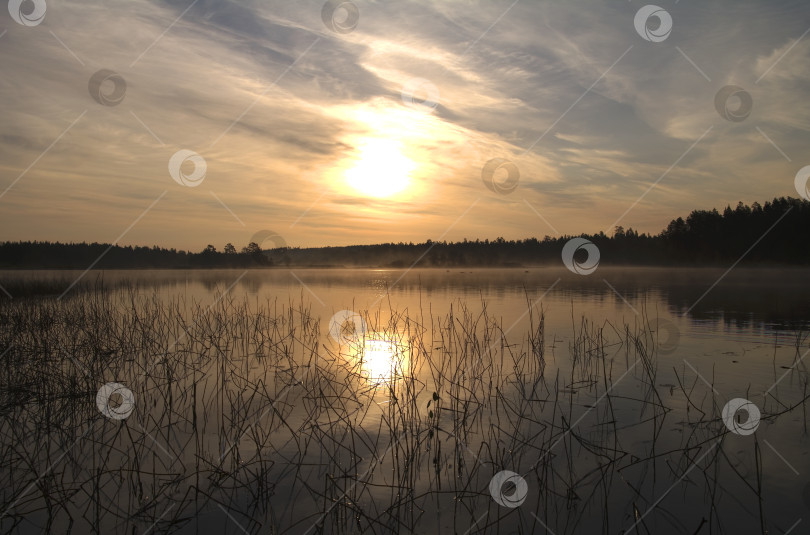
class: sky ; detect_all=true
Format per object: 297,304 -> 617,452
0,0 -> 808,250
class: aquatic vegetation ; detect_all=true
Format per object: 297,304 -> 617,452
0,286 -> 807,533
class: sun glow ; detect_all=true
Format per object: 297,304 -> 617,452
354,338 -> 409,385
345,138 -> 415,198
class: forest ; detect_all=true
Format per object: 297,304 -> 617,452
0,197 -> 807,269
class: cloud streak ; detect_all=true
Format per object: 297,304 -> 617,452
0,0 -> 807,249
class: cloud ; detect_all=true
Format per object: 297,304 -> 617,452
0,0 -> 807,248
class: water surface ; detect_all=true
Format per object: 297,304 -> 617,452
0,267 -> 808,534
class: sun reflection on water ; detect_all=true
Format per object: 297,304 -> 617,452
354,338 -> 409,384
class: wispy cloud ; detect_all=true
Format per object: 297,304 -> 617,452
0,0 -> 807,248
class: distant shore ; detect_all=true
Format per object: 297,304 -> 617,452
1,196 -> 808,269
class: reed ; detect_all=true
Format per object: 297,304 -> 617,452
0,285 -> 806,533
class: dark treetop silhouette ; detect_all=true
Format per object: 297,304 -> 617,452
0,197 -> 807,269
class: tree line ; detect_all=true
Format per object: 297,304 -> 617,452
0,196 -> 807,269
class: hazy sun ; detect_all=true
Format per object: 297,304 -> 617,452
346,138 -> 415,198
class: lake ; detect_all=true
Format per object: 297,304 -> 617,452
0,267 -> 808,534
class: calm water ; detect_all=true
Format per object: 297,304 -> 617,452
10,265 -> 810,363
8,265 -> 810,326
51,265 -> 810,408
1,267 -> 809,534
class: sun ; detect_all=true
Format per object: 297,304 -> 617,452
346,138 -> 416,198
